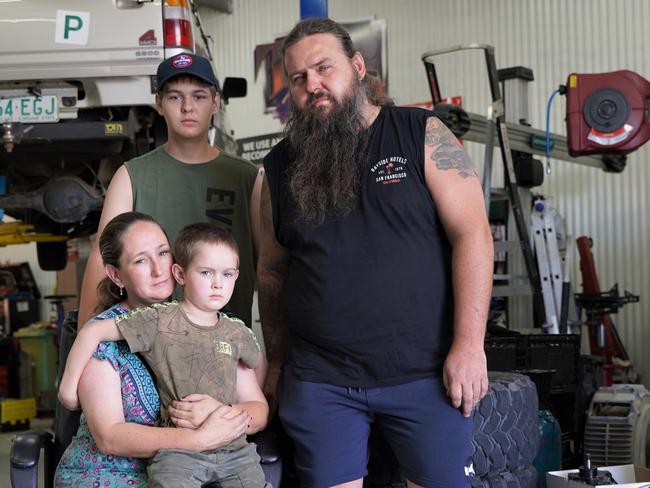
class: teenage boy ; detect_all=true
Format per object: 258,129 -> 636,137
78,53 -> 262,337
60,222 -> 270,488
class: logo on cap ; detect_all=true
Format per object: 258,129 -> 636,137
172,54 -> 193,69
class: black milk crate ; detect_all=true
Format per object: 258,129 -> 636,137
521,334 -> 581,393
484,336 -> 519,372
485,334 -> 580,393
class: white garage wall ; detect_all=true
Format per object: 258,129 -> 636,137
202,0 -> 650,385
199,0 -> 297,139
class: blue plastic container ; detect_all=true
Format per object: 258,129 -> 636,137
533,409 -> 562,488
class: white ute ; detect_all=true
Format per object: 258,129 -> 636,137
0,0 -> 245,269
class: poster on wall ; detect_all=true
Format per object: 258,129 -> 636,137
237,132 -> 284,165
253,17 -> 387,123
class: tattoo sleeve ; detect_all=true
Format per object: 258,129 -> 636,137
425,116 -> 476,178
257,178 -> 289,366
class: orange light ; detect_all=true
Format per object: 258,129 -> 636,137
164,0 -> 190,7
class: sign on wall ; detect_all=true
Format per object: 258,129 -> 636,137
237,132 -> 284,165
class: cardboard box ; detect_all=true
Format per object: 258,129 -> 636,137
55,238 -> 91,314
547,464 -> 650,487
55,261 -> 80,312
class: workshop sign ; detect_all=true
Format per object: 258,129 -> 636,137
237,133 -> 283,165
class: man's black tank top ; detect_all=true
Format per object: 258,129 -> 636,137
264,106 -> 454,387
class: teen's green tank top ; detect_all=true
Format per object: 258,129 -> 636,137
125,145 -> 258,327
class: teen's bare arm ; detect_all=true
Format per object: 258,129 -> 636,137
58,318 -> 122,410
80,359 -> 249,456
257,174 -> 289,415
78,166 -> 134,326
423,116 -> 493,418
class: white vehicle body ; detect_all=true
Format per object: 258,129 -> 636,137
0,0 -> 243,268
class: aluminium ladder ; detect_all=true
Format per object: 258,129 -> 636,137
422,44 -> 546,329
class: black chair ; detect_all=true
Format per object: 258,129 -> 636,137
10,310 -> 281,487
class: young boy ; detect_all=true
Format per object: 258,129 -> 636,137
59,222 -> 270,488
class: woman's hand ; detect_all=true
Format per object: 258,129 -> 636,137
194,403 -> 252,451
169,393 -> 222,429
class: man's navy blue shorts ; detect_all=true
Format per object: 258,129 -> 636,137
278,367 -> 473,487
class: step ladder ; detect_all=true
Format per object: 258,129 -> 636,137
531,197 -> 564,333
423,44 -> 546,328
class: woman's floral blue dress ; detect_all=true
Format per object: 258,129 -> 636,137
54,304 -> 160,487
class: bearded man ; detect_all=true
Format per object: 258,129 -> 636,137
258,18 -> 494,488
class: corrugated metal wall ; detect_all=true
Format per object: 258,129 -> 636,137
203,0 -> 650,384
199,0 -> 296,139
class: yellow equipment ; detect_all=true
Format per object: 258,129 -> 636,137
0,221 -> 67,247
0,397 -> 36,430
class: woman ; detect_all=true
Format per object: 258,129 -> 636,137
55,212 -> 265,487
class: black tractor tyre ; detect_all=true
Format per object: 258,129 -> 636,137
470,372 -> 539,478
469,464 -> 538,488
37,240 -> 68,271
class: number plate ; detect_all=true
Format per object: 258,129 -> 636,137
0,96 -> 59,123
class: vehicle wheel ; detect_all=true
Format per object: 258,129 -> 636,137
471,372 -> 539,477
469,464 -> 538,488
36,241 -> 68,271
510,465 -> 538,487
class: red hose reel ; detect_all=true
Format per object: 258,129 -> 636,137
566,70 -> 650,156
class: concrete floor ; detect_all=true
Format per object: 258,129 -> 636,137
1,416 -> 52,488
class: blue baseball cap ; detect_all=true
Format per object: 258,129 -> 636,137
157,53 -> 219,91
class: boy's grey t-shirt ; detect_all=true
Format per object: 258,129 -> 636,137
115,301 -> 260,448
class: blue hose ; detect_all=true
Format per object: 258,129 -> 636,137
545,88 -> 561,172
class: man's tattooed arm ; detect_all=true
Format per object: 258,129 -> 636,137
257,175 -> 289,414
425,116 -> 477,178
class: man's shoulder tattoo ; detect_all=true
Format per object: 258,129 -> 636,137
425,117 -> 476,179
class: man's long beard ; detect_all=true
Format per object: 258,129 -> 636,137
285,81 -> 370,224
